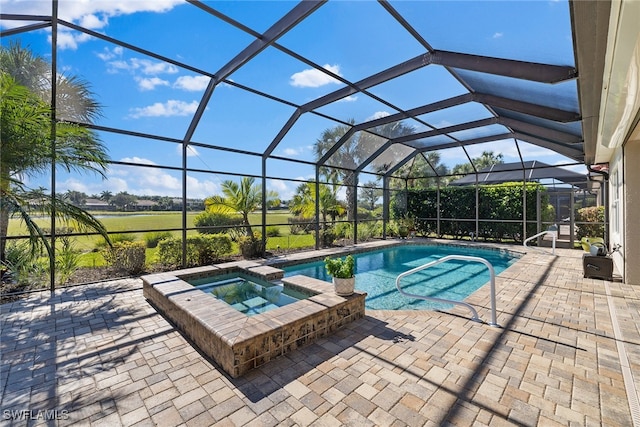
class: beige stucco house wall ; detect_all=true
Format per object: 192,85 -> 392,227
597,0 -> 640,284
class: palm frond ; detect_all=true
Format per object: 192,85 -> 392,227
0,190 -> 53,259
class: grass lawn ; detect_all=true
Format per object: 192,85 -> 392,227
7,210 -> 316,267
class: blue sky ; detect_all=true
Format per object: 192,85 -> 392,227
1,0 -> 584,200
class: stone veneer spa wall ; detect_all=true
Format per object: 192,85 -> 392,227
142,260 -> 366,378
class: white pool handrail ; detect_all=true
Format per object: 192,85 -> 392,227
523,230 -> 557,255
395,255 -> 498,327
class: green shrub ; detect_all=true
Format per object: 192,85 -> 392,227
265,225 -> 281,237
288,216 -> 314,234
157,234 -> 233,268
356,208 -> 376,220
357,221 -> 381,241
111,233 -> 136,243
576,206 -> 605,239
238,232 -> 265,259
333,222 -> 352,239
55,236 -> 81,284
386,222 -> 399,237
1,241 -> 47,288
144,231 -> 173,248
95,233 -> 135,250
396,182 -> 550,242
193,211 -> 244,240
103,241 -> 146,274
319,227 -> 336,247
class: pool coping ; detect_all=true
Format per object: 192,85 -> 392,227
142,261 -> 366,378
263,237 -> 526,270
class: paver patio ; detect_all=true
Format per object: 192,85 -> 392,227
1,242 -> 639,426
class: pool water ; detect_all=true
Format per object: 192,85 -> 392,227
283,245 -> 519,310
188,274 -> 309,316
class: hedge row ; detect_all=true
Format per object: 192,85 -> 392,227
392,182 -> 554,242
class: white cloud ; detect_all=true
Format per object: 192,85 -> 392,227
136,77 -> 170,91
2,2 -> 181,34
134,58 -> 179,75
54,31 -> 92,50
338,95 -> 358,103
186,175 -> 220,199
78,13 -> 108,30
267,179 -> 296,201
290,64 -> 342,88
174,75 -> 210,91
283,147 -> 302,156
2,1 -> 183,49
57,177 -> 92,193
111,157 -> 180,193
118,156 -> 158,166
101,56 -> 179,75
129,100 -> 199,118
70,156 -> 220,198
493,32 -> 504,39
97,46 -> 123,61
366,111 -> 391,121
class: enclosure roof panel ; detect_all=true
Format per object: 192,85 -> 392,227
0,0 -> 605,185
450,161 -> 586,186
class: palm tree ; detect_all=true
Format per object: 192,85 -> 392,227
314,121 -> 359,220
359,181 -> 382,211
289,182 -> 346,225
392,152 -> 450,189
204,177 -> 279,236
63,190 -> 87,206
99,190 -> 113,203
451,151 -> 504,176
0,41 -> 100,122
0,43 -> 111,266
314,120 -> 416,220
0,74 -> 110,263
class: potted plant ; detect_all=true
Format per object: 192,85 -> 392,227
324,255 -> 356,296
396,215 -> 415,239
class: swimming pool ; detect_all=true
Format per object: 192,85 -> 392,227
283,244 -> 519,310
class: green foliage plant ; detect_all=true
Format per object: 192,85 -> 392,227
144,231 -> 173,248
55,236 -> 81,284
333,222 -> 352,239
110,233 -> 136,243
1,241 -> 47,289
576,206 -> 605,240
265,225 -> 281,237
194,211 -> 244,240
396,182 -> 550,242
319,227 -> 336,247
288,216 -> 314,234
203,177 -> 278,237
1,45 -> 112,265
157,234 -> 233,268
357,221 -> 381,241
324,255 -> 355,279
238,232 -> 265,259
103,241 -> 146,274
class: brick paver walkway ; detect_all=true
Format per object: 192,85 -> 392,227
1,244 -> 639,426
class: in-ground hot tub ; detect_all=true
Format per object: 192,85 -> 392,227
188,272 -> 311,316
142,260 -> 365,378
